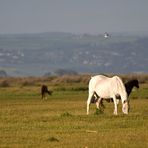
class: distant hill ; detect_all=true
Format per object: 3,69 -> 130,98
0,32 -> 147,76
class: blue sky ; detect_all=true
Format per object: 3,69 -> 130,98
0,0 -> 148,34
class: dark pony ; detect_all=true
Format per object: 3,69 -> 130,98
41,85 -> 52,99
124,79 -> 139,97
91,79 -> 139,105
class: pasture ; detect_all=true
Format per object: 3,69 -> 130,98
0,75 -> 148,148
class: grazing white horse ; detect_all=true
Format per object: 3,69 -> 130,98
87,75 -> 129,115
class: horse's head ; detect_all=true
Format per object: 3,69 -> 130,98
48,90 -> 53,95
122,100 -> 129,114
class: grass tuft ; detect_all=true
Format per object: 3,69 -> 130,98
60,112 -> 73,117
94,108 -> 104,115
47,137 -> 59,142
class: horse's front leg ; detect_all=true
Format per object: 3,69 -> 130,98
113,96 -> 118,115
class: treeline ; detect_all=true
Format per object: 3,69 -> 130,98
0,73 -> 148,87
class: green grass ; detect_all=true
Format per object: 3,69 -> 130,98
0,83 -> 148,148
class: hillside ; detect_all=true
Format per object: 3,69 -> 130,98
0,32 -> 148,76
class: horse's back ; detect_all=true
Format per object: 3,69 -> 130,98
94,76 -> 115,97
89,75 -> 109,90
89,75 -> 127,98
89,74 -> 124,90
88,75 -> 112,98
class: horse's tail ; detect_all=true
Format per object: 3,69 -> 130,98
114,76 -> 128,103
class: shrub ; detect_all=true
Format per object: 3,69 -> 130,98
0,80 -> 10,87
0,70 -> 7,77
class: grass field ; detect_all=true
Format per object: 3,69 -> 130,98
0,76 -> 148,148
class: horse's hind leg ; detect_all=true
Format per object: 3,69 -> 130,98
42,93 -> 45,99
45,93 -> 47,100
96,98 -> 102,110
42,93 -> 46,100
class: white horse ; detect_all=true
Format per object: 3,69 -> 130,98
87,75 -> 129,115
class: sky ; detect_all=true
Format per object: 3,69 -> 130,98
0,0 -> 148,34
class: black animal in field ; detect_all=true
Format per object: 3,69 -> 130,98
124,79 -> 139,97
41,85 -> 52,99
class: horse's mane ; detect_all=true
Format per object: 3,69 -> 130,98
113,76 -> 127,102
125,79 -> 138,85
